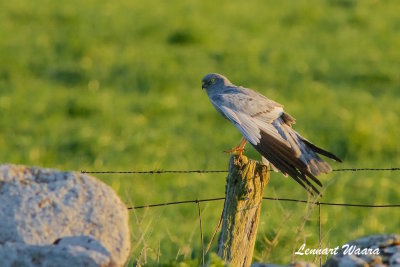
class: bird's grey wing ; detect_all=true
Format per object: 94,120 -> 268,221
224,86 -> 284,121
212,91 -> 323,195
218,105 -> 261,145
210,92 -> 286,146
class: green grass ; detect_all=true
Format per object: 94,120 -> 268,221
1,0 -> 399,265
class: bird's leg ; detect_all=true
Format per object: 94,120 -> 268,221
224,137 -> 247,156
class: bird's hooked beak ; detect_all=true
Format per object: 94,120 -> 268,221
202,81 -> 206,90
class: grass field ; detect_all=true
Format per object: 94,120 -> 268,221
1,0 -> 399,265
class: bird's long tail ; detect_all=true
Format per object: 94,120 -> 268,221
255,116 -> 341,195
294,132 -> 342,177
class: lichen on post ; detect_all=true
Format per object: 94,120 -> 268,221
217,154 -> 270,267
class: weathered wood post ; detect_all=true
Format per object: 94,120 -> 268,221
217,154 -> 270,267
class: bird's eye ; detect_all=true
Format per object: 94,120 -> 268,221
210,78 -> 215,84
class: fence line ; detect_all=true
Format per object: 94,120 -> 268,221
128,196 -> 400,210
128,195 -> 399,266
81,170 -> 228,174
88,166 -> 399,265
127,197 -> 225,210
81,167 -> 400,174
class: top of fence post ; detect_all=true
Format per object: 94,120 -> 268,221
217,155 -> 270,267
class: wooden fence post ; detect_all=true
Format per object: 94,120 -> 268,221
217,154 -> 270,267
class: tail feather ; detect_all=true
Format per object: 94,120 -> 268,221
278,120 -> 336,176
252,116 -> 342,195
254,129 -> 322,195
301,138 -> 342,163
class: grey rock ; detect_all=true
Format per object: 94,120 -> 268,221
251,264 -> 285,267
251,261 -> 317,267
251,264 -> 284,267
252,235 -> 400,267
0,164 -> 130,266
390,253 -> 400,266
330,255 -> 368,267
291,261 -> 317,267
324,234 -> 400,267
0,239 -> 116,267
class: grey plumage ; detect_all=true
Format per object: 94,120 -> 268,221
202,73 -> 341,195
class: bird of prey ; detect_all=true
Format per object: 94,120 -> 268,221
202,73 -> 341,195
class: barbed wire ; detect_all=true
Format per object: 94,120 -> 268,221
332,167 -> 400,172
81,170 -> 228,174
127,197 -> 225,210
127,196 -> 400,210
119,166 -> 399,266
128,195 -> 399,266
82,167 -> 400,174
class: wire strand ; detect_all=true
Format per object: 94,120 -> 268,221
81,167 -> 400,174
127,197 -> 225,210
127,196 -> 400,210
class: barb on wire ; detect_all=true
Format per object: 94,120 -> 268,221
128,196 -> 400,210
81,167 -> 400,174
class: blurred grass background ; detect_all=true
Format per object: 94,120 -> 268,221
1,0 -> 399,265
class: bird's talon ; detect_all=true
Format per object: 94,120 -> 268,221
224,147 -> 245,155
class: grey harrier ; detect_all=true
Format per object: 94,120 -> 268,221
202,73 -> 341,195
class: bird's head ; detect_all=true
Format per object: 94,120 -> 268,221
202,73 -> 232,91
